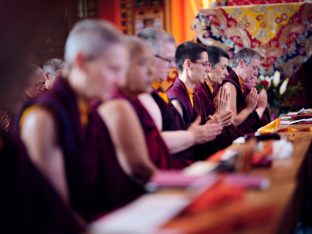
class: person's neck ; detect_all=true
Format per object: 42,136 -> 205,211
179,72 -> 196,90
205,76 -> 216,87
119,85 -> 140,98
232,67 -> 246,82
67,71 -> 91,103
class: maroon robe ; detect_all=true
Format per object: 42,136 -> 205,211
115,89 -> 187,169
15,77 -> 144,222
166,78 -> 218,160
193,81 -> 244,149
0,128 -> 82,234
151,89 -> 194,167
222,68 -> 264,133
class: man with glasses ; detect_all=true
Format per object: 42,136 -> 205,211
193,45 -> 244,149
167,41 -> 223,159
138,30 -> 222,165
222,48 -> 268,133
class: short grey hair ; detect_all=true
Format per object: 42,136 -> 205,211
42,58 -> 65,74
137,28 -> 175,55
230,48 -> 261,68
65,19 -> 123,65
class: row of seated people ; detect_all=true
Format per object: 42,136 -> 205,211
0,19 -> 270,233
0,58 -> 64,131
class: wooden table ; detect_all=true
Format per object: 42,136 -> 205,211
162,124 -> 312,234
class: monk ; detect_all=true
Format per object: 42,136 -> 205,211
24,64 -> 45,99
17,20 -> 149,222
101,36 -> 188,169
193,45 -> 244,149
137,28 -> 222,166
222,48 -> 267,133
242,74 -> 270,126
43,58 -> 65,90
167,41 -> 227,158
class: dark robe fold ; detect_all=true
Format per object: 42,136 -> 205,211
0,128 -> 82,234
193,81 -> 244,149
151,89 -> 194,167
166,78 -> 217,160
166,78 -> 197,128
115,89 -> 187,169
222,68 -> 264,133
15,77 -> 144,222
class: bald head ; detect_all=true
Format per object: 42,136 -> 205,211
65,19 -> 123,66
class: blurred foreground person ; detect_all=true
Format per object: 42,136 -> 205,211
17,19 -> 148,222
100,36 -> 177,169
0,1 -> 82,233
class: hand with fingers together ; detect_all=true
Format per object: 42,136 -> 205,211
209,111 -> 233,127
188,116 -> 223,144
246,87 -> 258,111
214,87 -> 231,113
257,89 -> 268,109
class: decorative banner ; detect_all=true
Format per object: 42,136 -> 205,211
228,0 -> 303,6
193,2 -> 312,77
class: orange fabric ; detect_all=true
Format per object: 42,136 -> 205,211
252,141 -> 273,165
185,85 -> 194,107
208,149 -> 226,163
258,118 -> 281,134
77,98 -> 90,127
184,181 -> 245,214
19,105 -> 41,128
277,127 -> 312,132
152,81 -> 170,104
238,77 -> 245,94
152,81 -> 161,90
205,80 -> 214,95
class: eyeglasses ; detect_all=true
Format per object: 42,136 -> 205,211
192,61 -> 210,67
244,60 -> 259,71
154,54 -> 175,64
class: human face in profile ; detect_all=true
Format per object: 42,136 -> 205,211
126,44 -> 154,94
189,51 -> 210,85
209,57 -> 229,85
152,41 -> 176,81
84,43 -> 129,101
241,57 -> 260,82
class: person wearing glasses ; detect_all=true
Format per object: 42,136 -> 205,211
193,45 -> 244,149
137,29 -> 223,167
167,41 -> 224,159
222,48 -> 268,133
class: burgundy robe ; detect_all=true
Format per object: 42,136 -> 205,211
0,128 -> 82,234
115,89 -> 187,169
193,81 -> 244,149
151,89 -> 194,167
166,78 -> 218,160
15,77 -> 144,222
222,68 -> 264,133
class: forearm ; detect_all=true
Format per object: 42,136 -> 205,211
116,150 -> 157,185
232,107 -> 253,126
255,107 -> 265,119
161,131 -> 195,154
